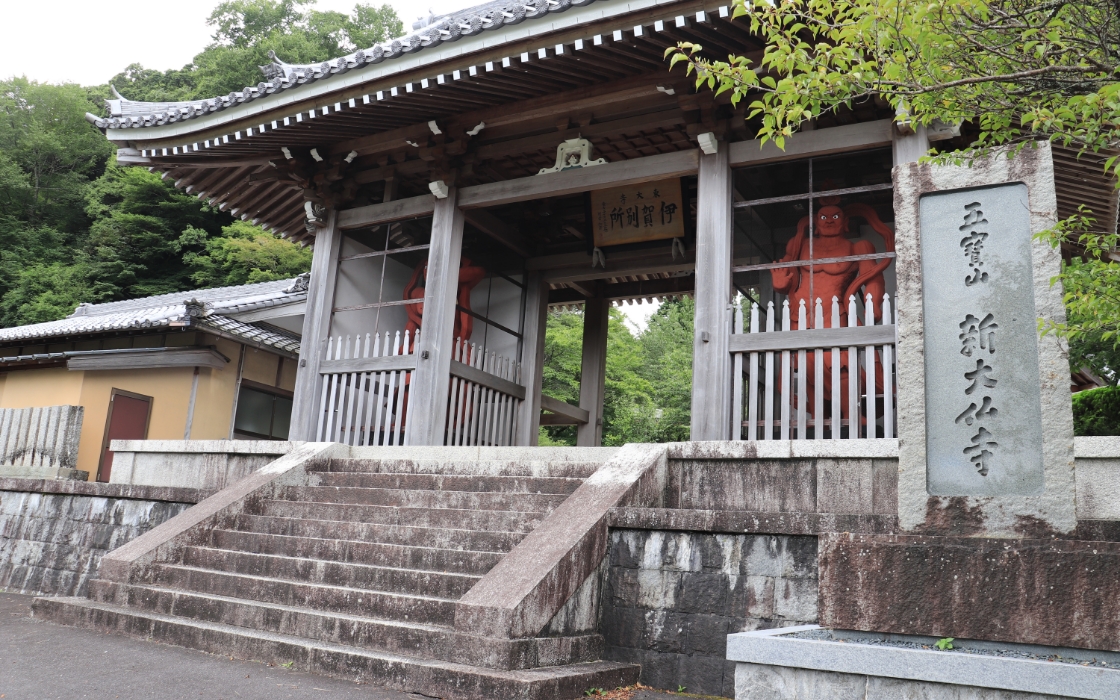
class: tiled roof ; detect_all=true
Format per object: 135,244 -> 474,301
0,276 -> 306,355
88,0 -> 602,130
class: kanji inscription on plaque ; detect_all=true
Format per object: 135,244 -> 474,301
590,179 -> 685,247
920,183 -> 1044,495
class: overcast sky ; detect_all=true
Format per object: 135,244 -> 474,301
2,0 -> 477,87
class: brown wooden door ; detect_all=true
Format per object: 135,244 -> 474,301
96,391 -> 152,482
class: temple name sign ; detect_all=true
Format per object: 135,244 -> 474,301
590,179 -> 684,247
920,183 -> 1044,496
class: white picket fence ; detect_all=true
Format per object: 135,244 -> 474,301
445,338 -> 524,446
316,331 -> 416,446
732,294 -> 896,440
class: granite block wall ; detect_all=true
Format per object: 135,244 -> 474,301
602,529 -> 819,697
0,487 -> 190,597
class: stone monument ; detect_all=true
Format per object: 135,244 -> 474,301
895,141 -> 1076,536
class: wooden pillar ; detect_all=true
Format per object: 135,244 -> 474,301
289,211 -> 342,441
514,272 -> 549,446
690,147 -> 734,441
405,190 -> 465,446
577,296 -> 609,446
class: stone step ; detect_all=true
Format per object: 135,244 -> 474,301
211,529 -> 502,576
231,514 -> 525,553
255,500 -> 545,533
315,472 -> 584,495
180,547 -> 480,599
275,486 -> 566,513
33,597 -> 637,697
317,458 -> 602,479
153,565 -> 457,625
63,586 -> 607,672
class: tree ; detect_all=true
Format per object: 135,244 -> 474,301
180,220 -> 313,287
668,0 -> 1120,375
538,301 -> 695,446
668,0 -> 1120,158
1072,385 -> 1120,435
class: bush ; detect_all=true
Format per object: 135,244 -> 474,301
1073,386 -> 1120,436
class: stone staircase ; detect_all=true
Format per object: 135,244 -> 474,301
33,451 -> 641,699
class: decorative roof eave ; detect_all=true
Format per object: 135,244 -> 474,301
91,0 -> 685,141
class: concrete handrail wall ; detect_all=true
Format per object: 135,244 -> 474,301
0,405 -> 83,471
108,440 -> 298,491
454,443 -> 669,639
98,442 -> 346,584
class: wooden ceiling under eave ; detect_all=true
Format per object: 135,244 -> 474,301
122,4 -> 897,244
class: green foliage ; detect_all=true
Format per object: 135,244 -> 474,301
180,220 -> 313,287
667,0 -> 1120,160
539,299 -> 694,446
110,1 -> 403,101
1073,386 -> 1120,436
1036,206 -> 1120,378
935,637 -> 955,651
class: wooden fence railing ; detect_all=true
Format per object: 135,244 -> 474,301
731,294 -> 896,440
445,339 -> 524,446
316,331 -> 416,446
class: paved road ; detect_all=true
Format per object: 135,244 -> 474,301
0,593 -> 426,700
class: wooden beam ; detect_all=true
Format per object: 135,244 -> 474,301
531,244 -> 695,284
540,394 -> 590,425
458,149 -> 699,209
729,325 -> 897,353
729,119 -> 894,168
462,209 -> 531,257
319,353 -> 417,374
539,413 -> 582,426
337,195 -> 435,230
449,360 -> 527,400
66,347 -> 228,371
549,275 -> 695,304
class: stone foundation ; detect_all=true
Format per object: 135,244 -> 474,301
819,533 -> 1120,652
602,529 -> 819,697
0,478 -> 200,597
734,663 -> 1067,700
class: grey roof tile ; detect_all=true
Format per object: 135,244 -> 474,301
0,278 -> 305,355
88,0 -> 602,130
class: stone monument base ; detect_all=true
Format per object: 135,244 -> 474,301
817,533 -> 1120,652
728,626 -> 1120,700
0,465 -> 89,480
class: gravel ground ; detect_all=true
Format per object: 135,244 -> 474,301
789,628 -> 1120,671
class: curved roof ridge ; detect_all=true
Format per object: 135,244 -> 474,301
88,0 -> 599,130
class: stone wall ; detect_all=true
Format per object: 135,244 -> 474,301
601,529 -> 819,697
0,479 -> 200,597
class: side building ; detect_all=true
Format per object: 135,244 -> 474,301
0,276 -> 307,481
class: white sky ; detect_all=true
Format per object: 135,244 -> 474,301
2,1 -> 476,87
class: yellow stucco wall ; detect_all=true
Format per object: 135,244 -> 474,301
0,336 -> 285,476
242,346 -> 281,386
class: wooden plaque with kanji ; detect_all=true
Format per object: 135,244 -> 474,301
590,179 -> 685,247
